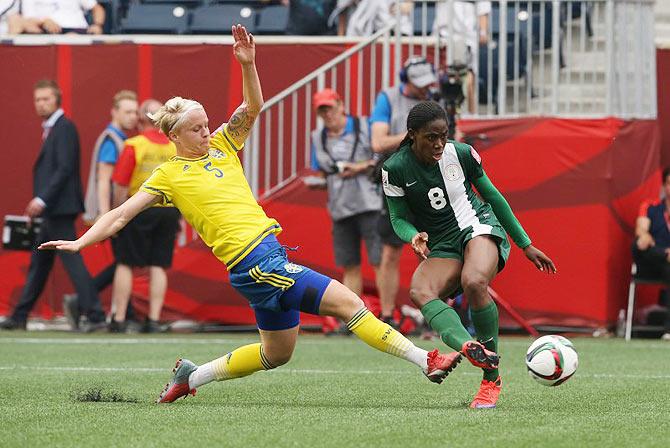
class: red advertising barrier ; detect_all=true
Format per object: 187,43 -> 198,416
0,43 -> 664,328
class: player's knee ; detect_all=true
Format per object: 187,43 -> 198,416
344,290 -> 365,312
268,353 -> 292,367
461,272 -> 489,298
409,286 -> 433,307
264,348 -> 294,368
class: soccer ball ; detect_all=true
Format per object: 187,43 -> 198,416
525,335 -> 578,386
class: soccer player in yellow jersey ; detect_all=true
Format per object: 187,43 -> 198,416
39,25 -> 465,403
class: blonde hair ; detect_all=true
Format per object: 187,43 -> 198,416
149,96 -> 204,135
112,90 -> 137,108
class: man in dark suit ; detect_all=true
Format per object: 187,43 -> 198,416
0,80 -> 106,331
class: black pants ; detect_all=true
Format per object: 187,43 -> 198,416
90,238 -> 135,320
11,216 -> 105,323
633,243 -> 670,281
633,242 -> 670,332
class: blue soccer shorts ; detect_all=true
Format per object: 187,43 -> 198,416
229,234 -> 332,331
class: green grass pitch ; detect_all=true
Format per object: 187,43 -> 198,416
1,332 -> 669,447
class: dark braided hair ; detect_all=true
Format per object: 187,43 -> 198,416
398,101 -> 447,148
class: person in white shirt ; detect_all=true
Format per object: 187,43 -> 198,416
11,0 -> 105,35
432,0 -> 491,113
0,0 -> 20,35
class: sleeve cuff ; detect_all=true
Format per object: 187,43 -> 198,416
35,197 -> 46,208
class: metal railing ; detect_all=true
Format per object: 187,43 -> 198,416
244,23 -> 399,200
243,0 -> 656,199
409,0 -> 657,118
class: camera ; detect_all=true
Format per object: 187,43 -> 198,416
433,67 -> 467,140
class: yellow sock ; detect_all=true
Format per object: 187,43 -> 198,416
211,343 -> 274,381
347,308 -> 427,368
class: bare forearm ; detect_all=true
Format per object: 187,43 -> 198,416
372,133 -> 405,153
241,62 -> 263,114
97,163 -> 114,214
92,5 -> 105,26
77,208 -> 129,249
635,217 -> 651,238
112,185 -> 128,209
97,179 -> 111,215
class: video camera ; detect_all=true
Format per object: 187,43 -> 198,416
432,66 -> 467,140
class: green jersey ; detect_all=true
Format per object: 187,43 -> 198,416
382,140 -> 499,246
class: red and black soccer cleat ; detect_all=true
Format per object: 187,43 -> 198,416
156,358 -> 198,403
461,341 -> 499,370
423,349 -> 462,384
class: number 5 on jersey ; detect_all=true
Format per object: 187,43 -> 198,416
204,161 -> 224,178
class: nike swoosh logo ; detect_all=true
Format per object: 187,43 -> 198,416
405,181 -> 417,187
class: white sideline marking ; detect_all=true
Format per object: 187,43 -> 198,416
0,365 -> 668,380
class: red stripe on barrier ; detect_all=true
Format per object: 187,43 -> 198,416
227,52 -> 243,116
56,45 -> 72,115
349,45 -> 359,115
138,44 -> 153,102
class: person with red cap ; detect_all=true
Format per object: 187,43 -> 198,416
310,88 -> 383,328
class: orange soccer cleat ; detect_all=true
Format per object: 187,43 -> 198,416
470,376 -> 502,409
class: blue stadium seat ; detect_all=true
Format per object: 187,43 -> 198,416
208,0 -> 263,5
255,5 -> 289,35
118,4 -> 189,34
141,0 -> 202,4
189,5 -> 256,34
413,2 -> 435,36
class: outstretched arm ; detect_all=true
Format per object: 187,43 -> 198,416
473,172 -> 556,273
225,24 -> 264,146
473,172 -> 531,248
39,191 -> 161,253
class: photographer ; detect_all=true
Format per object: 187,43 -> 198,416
311,89 -> 383,305
432,0 -> 491,114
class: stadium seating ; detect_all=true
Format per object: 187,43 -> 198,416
188,4 -> 256,34
413,2 -> 436,36
118,4 -> 189,34
478,5 -> 529,103
141,0 -> 203,5
255,5 -> 289,35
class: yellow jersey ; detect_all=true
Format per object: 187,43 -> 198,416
121,130 -> 176,196
140,125 -> 282,270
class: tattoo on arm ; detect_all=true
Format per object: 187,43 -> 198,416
227,104 -> 255,143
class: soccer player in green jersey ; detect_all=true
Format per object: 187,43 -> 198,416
382,101 -> 556,409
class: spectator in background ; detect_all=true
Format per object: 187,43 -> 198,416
329,0 -> 413,36
369,56 -> 438,326
432,1 -> 491,113
63,90 -> 138,330
0,80 -> 105,331
281,0 -> 337,35
310,88 -> 383,315
634,167 -> 670,341
0,0 -> 19,35
10,0 -> 105,35
109,99 -> 178,333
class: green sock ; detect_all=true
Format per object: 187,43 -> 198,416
470,301 -> 499,382
421,299 -> 472,351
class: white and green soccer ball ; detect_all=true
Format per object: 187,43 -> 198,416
525,335 -> 578,386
